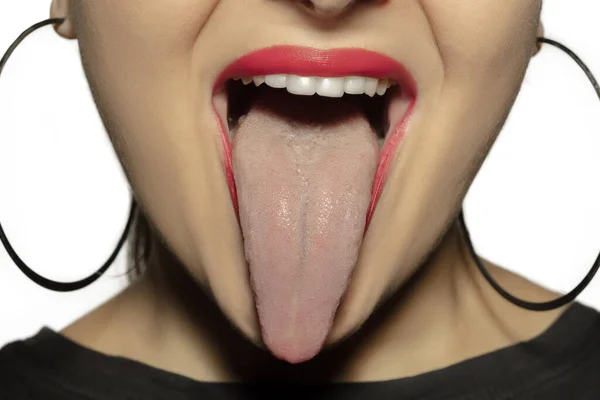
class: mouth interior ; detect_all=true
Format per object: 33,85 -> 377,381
222,78 -> 402,364
226,79 -> 394,143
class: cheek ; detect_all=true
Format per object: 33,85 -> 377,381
72,0 -> 221,161
416,0 -> 541,164
73,0 -> 229,248
74,0 -> 218,68
74,2 -> 202,185
421,0 -> 541,77
73,0 -> 259,338
73,0 -> 226,281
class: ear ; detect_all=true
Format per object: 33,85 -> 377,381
50,0 -> 77,39
533,21 -> 544,56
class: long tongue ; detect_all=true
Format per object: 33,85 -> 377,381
232,89 -> 379,363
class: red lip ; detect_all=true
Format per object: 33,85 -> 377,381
215,46 -> 416,96
213,46 -> 417,229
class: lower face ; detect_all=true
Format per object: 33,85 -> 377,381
71,0 -> 542,363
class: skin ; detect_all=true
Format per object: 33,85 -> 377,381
49,0 -> 566,383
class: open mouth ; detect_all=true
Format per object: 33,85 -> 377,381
226,75 -> 396,143
212,46 -> 416,364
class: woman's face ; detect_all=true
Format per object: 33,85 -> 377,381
54,0 -> 542,363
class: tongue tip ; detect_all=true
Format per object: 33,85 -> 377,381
259,311 -> 334,364
256,295 -> 340,364
263,333 -> 327,364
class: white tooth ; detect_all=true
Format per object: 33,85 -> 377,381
265,74 -> 288,89
376,79 -> 388,96
316,77 -> 345,98
233,77 -> 241,81
259,75 -> 390,97
253,76 -> 265,87
365,78 -> 378,97
344,77 -> 367,95
241,77 -> 253,85
287,76 -> 317,96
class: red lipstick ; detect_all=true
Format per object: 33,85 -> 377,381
215,46 -> 416,95
213,45 -> 418,229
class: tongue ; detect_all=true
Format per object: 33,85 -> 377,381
232,89 -> 379,363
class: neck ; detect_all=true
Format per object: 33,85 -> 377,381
63,217 -> 566,383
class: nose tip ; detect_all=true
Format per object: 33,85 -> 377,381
297,0 -> 359,18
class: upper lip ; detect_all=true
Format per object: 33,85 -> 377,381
213,45 -> 417,97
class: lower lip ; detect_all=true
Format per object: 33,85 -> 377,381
366,100 -> 415,230
212,46 -> 417,230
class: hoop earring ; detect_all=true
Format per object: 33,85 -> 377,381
460,37 -> 600,312
0,18 -> 137,292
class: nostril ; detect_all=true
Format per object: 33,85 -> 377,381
298,0 -> 315,10
293,0 -> 388,20
296,0 -> 357,18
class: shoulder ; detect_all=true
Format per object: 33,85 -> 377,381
0,331 -> 76,400
0,338 -> 34,398
486,302 -> 600,398
538,302 -> 600,393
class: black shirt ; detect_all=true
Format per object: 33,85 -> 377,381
1,302 -> 600,399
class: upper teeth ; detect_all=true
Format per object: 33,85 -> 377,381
234,75 -> 395,98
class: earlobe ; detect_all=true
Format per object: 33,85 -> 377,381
533,22 -> 545,56
50,0 -> 77,39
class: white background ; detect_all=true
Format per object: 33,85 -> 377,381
1,1 -> 600,347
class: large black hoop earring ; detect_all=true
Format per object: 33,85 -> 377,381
460,37 -> 600,312
0,18 -> 137,292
